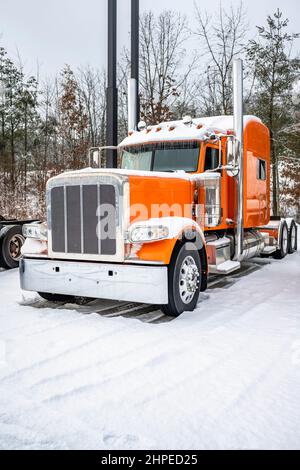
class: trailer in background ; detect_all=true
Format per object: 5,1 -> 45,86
0,215 -> 38,269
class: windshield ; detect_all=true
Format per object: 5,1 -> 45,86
121,141 -> 200,172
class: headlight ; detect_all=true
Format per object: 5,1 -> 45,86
129,224 -> 169,243
23,222 -> 48,241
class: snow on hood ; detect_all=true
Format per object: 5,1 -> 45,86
48,167 -> 211,183
48,168 -> 221,188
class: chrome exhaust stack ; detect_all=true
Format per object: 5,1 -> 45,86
233,59 -> 244,261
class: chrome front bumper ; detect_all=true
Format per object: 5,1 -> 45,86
20,257 -> 168,305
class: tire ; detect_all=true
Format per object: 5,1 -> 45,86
273,221 -> 289,260
38,292 -> 76,303
0,225 -> 25,269
288,220 -> 297,254
161,242 -> 202,317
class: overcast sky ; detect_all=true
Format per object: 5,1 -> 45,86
1,0 -> 299,79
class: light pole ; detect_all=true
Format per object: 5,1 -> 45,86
128,0 -> 140,131
106,0 -> 118,168
106,0 -> 140,162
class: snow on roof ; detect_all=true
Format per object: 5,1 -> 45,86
193,115 -> 262,131
119,115 -> 262,147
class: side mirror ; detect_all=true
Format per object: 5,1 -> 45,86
226,137 -> 239,177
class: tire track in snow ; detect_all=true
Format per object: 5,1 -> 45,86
1,258 -> 272,389
0,259 -> 275,396
39,348 -> 179,406
35,304 -> 265,407
3,261 -> 271,393
176,336 -> 300,450
27,334 -> 172,397
105,273 -> 300,411
25,333 -> 175,401
0,305 -> 91,338
0,322 -> 129,384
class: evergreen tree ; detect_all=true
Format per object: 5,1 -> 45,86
0,46 -> 40,212
247,9 -> 299,216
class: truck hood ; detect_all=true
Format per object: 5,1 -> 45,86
46,167 -> 197,228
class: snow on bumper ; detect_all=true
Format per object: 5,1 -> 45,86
20,258 -> 168,305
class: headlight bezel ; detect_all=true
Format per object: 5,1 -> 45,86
22,222 -> 48,241
129,224 -> 169,244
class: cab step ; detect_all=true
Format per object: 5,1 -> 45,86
209,260 -> 241,275
261,246 -> 277,255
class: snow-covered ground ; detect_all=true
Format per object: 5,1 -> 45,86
0,242 -> 300,450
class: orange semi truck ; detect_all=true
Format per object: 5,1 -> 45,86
20,60 -> 298,316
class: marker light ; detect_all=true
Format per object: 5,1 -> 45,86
23,222 -> 48,241
183,115 -> 193,126
137,121 -> 147,131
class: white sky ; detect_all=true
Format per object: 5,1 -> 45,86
0,0 -> 299,79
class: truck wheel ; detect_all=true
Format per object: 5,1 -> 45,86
161,243 -> 201,317
288,220 -> 297,254
0,225 -> 25,269
273,221 -> 289,260
38,292 -> 76,303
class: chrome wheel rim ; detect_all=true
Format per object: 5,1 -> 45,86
179,256 -> 200,304
9,234 -> 25,260
282,226 -> 288,254
291,226 -> 296,250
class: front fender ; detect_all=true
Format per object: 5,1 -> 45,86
133,217 -> 206,265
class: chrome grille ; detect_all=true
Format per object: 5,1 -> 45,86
50,183 -> 117,256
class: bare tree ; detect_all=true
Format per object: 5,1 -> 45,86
133,10 -> 196,125
77,66 -> 107,148
194,2 -> 247,115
